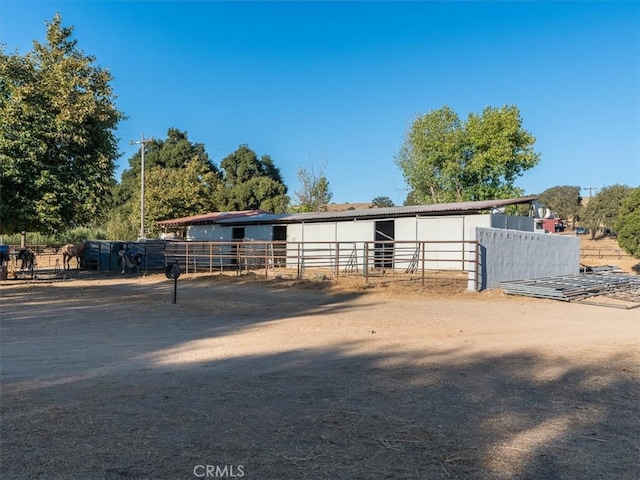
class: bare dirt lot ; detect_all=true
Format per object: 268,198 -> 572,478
1,272 -> 638,480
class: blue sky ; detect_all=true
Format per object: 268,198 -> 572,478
2,1 -> 639,206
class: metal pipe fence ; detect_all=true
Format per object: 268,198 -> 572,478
5,239 -> 480,289
164,239 -> 479,288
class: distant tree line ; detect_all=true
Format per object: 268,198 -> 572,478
536,184 -> 640,257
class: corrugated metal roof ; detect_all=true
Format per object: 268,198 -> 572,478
271,196 -> 538,224
157,210 -> 267,228
157,196 -> 538,228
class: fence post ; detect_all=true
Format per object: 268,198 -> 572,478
364,242 -> 369,283
186,243 -> 189,274
475,241 -> 480,291
335,242 -> 340,279
264,242 -> 269,279
421,241 -> 425,286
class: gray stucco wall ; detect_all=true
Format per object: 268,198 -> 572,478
471,227 -> 580,290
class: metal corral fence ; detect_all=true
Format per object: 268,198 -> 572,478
6,239 -> 480,287
164,239 -> 480,286
580,246 -> 633,260
5,241 -> 167,274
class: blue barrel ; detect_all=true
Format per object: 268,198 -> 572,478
0,245 -> 9,263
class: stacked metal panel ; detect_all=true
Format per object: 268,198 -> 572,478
499,271 -> 640,304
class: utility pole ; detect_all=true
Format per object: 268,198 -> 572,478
582,187 -> 597,198
130,135 -> 153,239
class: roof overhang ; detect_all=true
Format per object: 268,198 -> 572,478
156,196 -> 539,228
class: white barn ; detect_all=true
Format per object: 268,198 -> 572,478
157,196 -> 580,290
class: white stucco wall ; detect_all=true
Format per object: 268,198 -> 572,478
471,227 -> 580,290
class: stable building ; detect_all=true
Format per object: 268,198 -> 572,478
157,196 -> 580,290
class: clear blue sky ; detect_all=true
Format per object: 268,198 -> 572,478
2,1 -> 639,206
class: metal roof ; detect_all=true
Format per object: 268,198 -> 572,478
157,210 -> 268,228
157,196 -> 538,228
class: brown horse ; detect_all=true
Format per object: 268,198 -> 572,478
61,241 -> 87,270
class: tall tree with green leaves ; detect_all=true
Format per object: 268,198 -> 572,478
114,128 -> 218,207
0,14 -> 124,234
292,160 -> 332,212
111,128 -> 222,238
538,185 -> 583,223
582,184 -> 632,239
139,159 -> 223,237
395,105 -> 540,204
218,145 -> 289,212
615,187 -> 640,258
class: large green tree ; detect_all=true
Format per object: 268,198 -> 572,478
218,145 -> 289,213
538,185 -> 582,224
581,184 -> 632,239
141,159 -> 223,236
615,187 -> 640,257
111,128 -> 222,239
395,105 -> 540,204
0,14 -> 124,234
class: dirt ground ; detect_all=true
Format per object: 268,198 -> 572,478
1,271 -> 639,480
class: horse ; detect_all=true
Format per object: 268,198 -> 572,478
118,249 -> 142,274
61,241 -> 87,270
16,248 -> 35,271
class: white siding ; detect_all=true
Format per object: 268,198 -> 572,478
187,224 -> 231,241
336,220 -> 373,242
394,217 -> 417,241
245,225 -> 273,241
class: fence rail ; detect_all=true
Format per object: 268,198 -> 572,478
580,247 -> 632,260
164,239 -> 479,287
4,239 -> 480,288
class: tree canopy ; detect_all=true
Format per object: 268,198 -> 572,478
292,161 -> 332,212
395,105 -> 540,204
537,186 -> 582,223
0,14 -> 124,234
371,196 -> 395,208
110,128 -> 222,238
614,187 -> 640,257
581,184 -> 632,239
218,145 -> 289,213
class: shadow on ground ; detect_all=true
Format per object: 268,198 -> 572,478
1,277 -> 638,479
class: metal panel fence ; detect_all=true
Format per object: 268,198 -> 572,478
164,239 -> 479,287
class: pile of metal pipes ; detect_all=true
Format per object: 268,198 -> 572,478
499,271 -> 640,302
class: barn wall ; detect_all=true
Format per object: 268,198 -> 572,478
244,225 -> 273,241
464,215 -> 492,240
286,223 -> 337,269
471,227 -> 580,290
186,224 -> 232,241
414,216 -> 464,270
336,220 -> 373,242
